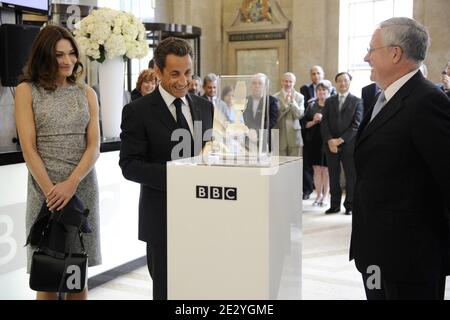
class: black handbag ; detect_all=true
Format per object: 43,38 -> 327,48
29,213 -> 89,294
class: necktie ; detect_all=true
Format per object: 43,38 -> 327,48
173,98 -> 191,132
173,97 -> 194,157
370,91 -> 386,122
338,94 -> 345,111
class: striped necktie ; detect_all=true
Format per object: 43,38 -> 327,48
369,91 -> 386,122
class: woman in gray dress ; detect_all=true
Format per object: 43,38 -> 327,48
15,25 -> 101,300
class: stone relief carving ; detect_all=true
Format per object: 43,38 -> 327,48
240,0 -> 273,23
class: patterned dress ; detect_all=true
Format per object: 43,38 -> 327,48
26,83 -> 101,272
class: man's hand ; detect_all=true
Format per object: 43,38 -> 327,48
328,138 -> 344,154
286,90 -> 293,103
443,74 -> 450,91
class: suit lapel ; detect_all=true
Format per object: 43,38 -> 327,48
356,93 -> 378,142
149,88 -> 178,132
339,94 -> 353,113
329,95 -> 339,116
356,72 -> 423,148
186,93 -> 202,122
150,89 -> 203,132
309,84 -> 315,99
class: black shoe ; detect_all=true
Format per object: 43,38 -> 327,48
345,209 -> 352,215
325,207 -> 340,214
302,193 -> 310,200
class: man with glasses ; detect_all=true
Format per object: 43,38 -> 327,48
351,17 -> 450,300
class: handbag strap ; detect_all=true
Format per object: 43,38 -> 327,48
57,227 -> 84,296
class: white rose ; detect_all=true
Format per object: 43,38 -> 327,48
104,34 -> 126,59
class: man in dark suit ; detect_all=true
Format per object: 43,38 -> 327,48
299,66 -> 336,200
351,17 -> 450,300
119,37 -> 214,300
300,65 -> 337,109
243,73 -> 279,152
361,82 -> 380,118
321,72 -> 363,215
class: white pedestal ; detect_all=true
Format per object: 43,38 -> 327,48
167,156 -> 302,299
98,57 -> 125,139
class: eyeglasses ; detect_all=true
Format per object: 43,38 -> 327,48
366,45 -> 398,55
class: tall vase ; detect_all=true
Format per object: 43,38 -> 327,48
98,56 -> 125,139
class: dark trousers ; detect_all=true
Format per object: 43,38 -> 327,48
146,243 -> 167,300
362,273 -> 446,300
325,148 -> 356,210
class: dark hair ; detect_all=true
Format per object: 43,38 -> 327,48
19,25 -> 83,91
335,71 -> 352,82
221,85 -> 234,100
136,69 -> 157,92
148,58 -> 155,69
153,37 -> 193,72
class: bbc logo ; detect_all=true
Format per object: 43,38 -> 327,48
196,186 -> 237,200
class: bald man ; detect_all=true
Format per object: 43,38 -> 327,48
273,72 -> 305,156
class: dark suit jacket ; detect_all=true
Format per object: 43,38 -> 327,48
200,94 -> 210,102
320,93 -> 363,153
130,88 -> 142,101
243,95 -> 278,151
361,83 -> 380,117
350,71 -> 450,282
243,95 -> 278,130
119,88 -> 214,243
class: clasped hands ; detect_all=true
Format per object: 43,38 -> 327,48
312,113 -> 322,123
328,138 -> 344,154
443,74 -> 450,91
45,177 -> 80,212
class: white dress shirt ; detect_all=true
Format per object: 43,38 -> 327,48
338,92 -> 349,111
158,85 -> 193,133
384,69 -> 420,103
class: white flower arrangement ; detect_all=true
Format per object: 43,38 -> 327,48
74,7 -> 149,63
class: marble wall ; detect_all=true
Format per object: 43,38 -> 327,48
176,0 -> 341,86
414,0 -> 450,84
167,0 -> 448,88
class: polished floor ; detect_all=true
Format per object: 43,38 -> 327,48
89,195 -> 450,300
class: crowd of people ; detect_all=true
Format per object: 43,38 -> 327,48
15,17 -> 450,301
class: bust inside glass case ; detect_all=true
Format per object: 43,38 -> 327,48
204,74 -> 272,166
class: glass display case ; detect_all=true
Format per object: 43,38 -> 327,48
205,74 -> 272,166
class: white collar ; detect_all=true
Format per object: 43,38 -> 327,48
384,69 -> 419,102
338,92 -> 349,99
158,85 -> 188,108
